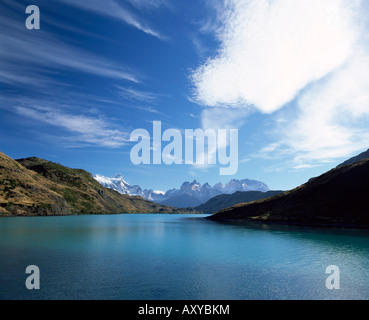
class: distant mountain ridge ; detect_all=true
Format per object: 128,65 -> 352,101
195,190 -> 284,214
94,175 -> 270,208
0,152 -> 190,216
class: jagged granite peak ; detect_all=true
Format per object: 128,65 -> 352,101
143,189 -> 166,202
180,180 -> 202,193
223,179 -> 270,194
213,182 -> 224,192
94,175 -> 270,208
202,182 -> 212,189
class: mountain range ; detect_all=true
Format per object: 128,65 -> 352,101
195,190 -> 284,214
0,152 -> 191,216
2,147 -> 369,227
209,151 -> 369,228
94,175 -> 270,208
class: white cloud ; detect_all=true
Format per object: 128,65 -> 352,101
57,0 -> 166,40
117,86 -> 157,103
0,15 -> 139,85
201,107 -> 251,131
272,51 -> 369,167
127,0 -> 169,11
189,107 -> 248,173
192,0 -> 359,113
15,105 -> 129,148
136,106 -> 161,114
192,0 -> 369,167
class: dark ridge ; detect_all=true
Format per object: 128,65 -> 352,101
208,158 -> 369,229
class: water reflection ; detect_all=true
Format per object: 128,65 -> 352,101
0,214 -> 368,300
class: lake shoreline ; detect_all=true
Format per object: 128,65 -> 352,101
0,211 -> 207,218
207,216 -> 369,230
2,211 -> 368,231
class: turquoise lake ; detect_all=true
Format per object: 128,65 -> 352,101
0,214 -> 368,300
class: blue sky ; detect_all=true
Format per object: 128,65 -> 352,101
1,0 -> 369,192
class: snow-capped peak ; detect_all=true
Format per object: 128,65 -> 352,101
93,174 -> 140,196
94,174 -> 270,208
153,190 -> 165,195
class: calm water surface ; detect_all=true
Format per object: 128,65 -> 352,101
0,214 -> 368,300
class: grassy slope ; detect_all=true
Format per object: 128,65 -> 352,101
0,152 -> 70,216
16,157 -> 189,215
0,151 -> 191,216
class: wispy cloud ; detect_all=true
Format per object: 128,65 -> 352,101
0,69 -> 65,89
0,11 -> 139,86
116,86 -> 157,103
263,51 -> 369,168
115,85 -> 169,115
197,0 -> 227,35
57,0 -> 167,40
185,107 -> 247,173
127,0 -> 170,11
191,36 -> 214,59
136,106 -> 161,114
201,107 -> 251,131
14,105 -> 130,148
191,0 -> 369,167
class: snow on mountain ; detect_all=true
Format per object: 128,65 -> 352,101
158,179 -> 269,207
142,189 -> 166,202
223,179 -> 269,194
94,174 -> 269,208
153,190 -> 165,195
94,174 -> 146,198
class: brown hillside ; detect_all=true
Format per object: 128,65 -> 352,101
209,159 -> 369,228
0,151 -> 188,216
0,152 -> 70,216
